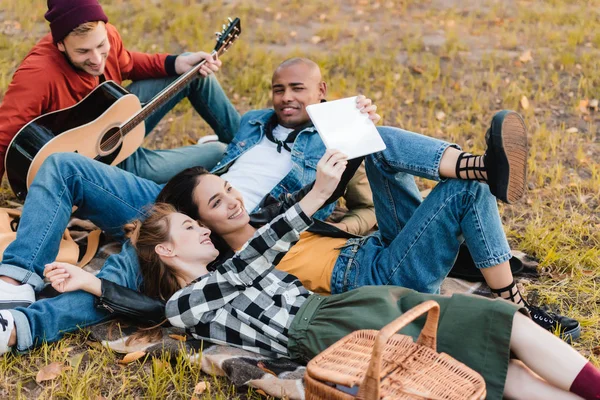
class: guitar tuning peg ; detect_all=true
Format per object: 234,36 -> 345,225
215,32 -> 222,38
222,24 -> 227,30
228,17 -> 233,22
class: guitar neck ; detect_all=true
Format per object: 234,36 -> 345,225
120,49 -> 219,134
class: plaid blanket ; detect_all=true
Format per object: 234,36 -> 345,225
70,218 -> 530,400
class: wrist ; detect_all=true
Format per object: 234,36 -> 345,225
83,275 -> 102,297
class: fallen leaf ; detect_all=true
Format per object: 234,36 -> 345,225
565,127 -> 579,134
549,272 -> 568,281
68,352 -> 86,368
410,65 -> 425,74
435,111 -> 446,121
36,362 -> 71,383
169,334 -> 187,342
581,270 -> 596,277
257,361 -> 278,376
578,99 -> 590,114
311,36 -> 322,44
518,50 -> 533,63
404,98 -> 414,105
289,31 -> 297,38
194,381 -> 210,394
593,347 -> 600,356
86,341 -> 104,351
589,99 -> 599,111
256,389 -> 268,396
520,95 -> 530,110
119,351 -> 147,364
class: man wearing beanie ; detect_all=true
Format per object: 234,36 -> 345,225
0,0 -> 240,183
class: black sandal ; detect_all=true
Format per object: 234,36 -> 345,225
455,152 -> 487,182
489,280 -> 525,306
484,110 -> 528,204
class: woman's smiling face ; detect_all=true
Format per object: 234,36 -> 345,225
160,212 -> 219,266
192,174 -> 250,235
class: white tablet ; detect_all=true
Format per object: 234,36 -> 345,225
306,96 -> 386,159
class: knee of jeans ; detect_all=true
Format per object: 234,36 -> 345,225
443,179 -> 493,203
192,73 -> 219,89
39,153 -> 87,179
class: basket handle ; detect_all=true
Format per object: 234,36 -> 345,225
357,300 -> 440,400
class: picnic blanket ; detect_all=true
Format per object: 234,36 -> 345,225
63,218 -> 534,399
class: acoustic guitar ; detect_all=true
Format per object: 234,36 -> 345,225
5,18 -> 241,200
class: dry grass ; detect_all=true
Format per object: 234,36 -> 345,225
1,0 -> 600,398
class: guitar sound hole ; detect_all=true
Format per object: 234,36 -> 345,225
99,127 -> 123,154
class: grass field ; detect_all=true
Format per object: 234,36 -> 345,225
1,0 -> 600,398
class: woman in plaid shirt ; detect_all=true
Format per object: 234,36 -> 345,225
45,150 -> 600,400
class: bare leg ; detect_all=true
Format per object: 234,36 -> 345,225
481,261 -> 524,304
510,313 -> 588,389
8,323 -> 15,346
439,147 -> 462,178
504,360 -> 584,400
439,147 -> 488,181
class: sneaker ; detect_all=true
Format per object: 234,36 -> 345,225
484,110 -> 528,204
0,280 -> 35,309
0,310 -> 15,354
526,303 -> 581,343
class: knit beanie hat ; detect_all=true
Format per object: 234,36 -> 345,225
45,0 -> 108,43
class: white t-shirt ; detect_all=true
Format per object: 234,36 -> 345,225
221,125 -> 294,211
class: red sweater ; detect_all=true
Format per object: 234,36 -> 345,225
0,24 -> 173,177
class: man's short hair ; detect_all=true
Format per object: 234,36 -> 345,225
68,21 -> 101,38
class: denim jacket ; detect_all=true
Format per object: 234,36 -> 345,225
211,108 -> 375,227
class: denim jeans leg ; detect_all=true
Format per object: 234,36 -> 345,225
8,243 -> 142,352
0,153 -> 161,290
349,179 -> 511,294
117,141 -> 227,184
368,126 -> 458,243
119,75 -> 240,182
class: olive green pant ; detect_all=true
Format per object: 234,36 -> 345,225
288,286 -> 524,400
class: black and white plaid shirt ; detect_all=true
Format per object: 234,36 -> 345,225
166,204 -> 313,358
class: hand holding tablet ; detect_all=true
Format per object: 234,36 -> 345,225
306,96 -> 386,159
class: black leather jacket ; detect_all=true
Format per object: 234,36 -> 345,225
95,158 -> 365,325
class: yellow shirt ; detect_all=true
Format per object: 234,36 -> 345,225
275,232 -> 347,295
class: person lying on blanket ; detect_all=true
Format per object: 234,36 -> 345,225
42,152 -> 600,400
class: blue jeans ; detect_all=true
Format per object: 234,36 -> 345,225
118,75 -> 241,183
330,126 -> 512,294
2,154 -> 159,351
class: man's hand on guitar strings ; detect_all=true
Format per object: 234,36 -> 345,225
175,52 -> 222,76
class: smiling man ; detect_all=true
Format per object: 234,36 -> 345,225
0,0 -> 240,183
210,58 -> 377,232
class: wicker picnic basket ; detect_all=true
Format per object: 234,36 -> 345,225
304,300 -> 486,400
